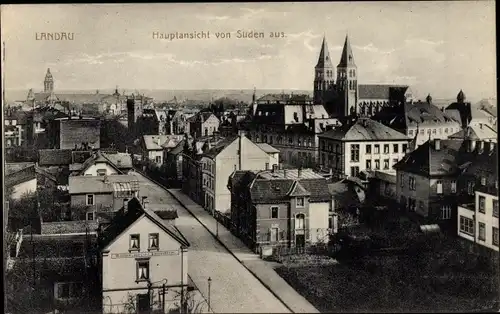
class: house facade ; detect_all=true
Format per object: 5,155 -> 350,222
99,197 -> 190,314
201,132 -> 280,215
229,168 -> 334,254
318,118 -> 410,179
189,112 -> 220,138
141,135 -> 184,166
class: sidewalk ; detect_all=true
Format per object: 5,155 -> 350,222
168,189 -> 320,314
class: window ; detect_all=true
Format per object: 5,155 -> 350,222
478,196 -> 486,213
493,227 -> 499,246
392,158 -> 398,166
366,145 -> 371,154
467,181 -> 475,195
451,180 -> 457,193
86,212 -> 94,221
409,177 -> 416,191
402,144 -> 408,152
384,144 -> 389,154
130,234 -> 140,250
432,129 -> 436,134
427,129 -> 431,134
493,200 -> 498,218
420,129 -> 424,134
481,177 -> 486,186
350,144 -> 360,162
58,283 -> 70,299
350,166 -> 360,177
393,144 -> 399,153
375,160 -> 380,170
409,198 -> 416,212
459,216 -> 474,235
440,206 -> 451,220
155,156 -> 161,164
436,180 -> 443,194
383,159 -> 389,170
374,144 -> 380,154
296,197 -> 305,208
271,206 -> 279,219
366,160 -> 372,169
295,214 -> 305,229
97,169 -> 107,176
86,194 -> 94,206
147,233 -> 159,250
409,130 -> 413,136
478,223 -> 486,241
444,128 -> 448,134
136,260 -> 150,281
400,173 -> 404,187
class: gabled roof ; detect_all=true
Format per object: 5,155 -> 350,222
101,152 -> 133,170
358,84 -> 408,100
39,149 -> 73,166
319,118 -> 409,141
202,135 -> 238,158
99,197 -> 189,250
393,139 -> 465,176
287,181 -> 311,197
5,162 -> 35,176
76,151 -> 124,175
449,124 -> 497,141
69,175 -> 138,194
255,143 -> 280,153
328,179 -> 363,208
6,164 -> 36,187
143,135 -> 184,150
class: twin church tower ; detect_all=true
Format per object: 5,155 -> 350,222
313,35 -> 358,117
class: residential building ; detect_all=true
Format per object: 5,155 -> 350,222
141,135 -> 184,166
201,132 -> 280,214
188,112 -> 220,138
68,175 -> 140,213
327,178 -> 366,214
318,117 -> 410,179
362,170 -> 398,208
98,196 -> 190,314
13,232 -> 100,313
181,136 -> 231,206
393,138 -> 496,231
69,150 -> 132,176
457,141 -> 498,253
449,123 -> 497,143
245,92 -> 339,167
6,162 -> 58,199
228,168 -> 334,254
373,97 -> 462,149
4,106 -> 28,147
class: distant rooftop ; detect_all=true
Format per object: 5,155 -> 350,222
257,168 -> 324,180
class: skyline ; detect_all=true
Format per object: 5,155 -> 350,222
1,2 -> 497,101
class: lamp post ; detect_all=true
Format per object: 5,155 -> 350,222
207,277 -> 212,310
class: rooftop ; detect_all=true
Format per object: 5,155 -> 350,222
69,175 -> 139,194
257,168 -> 324,180
319,118 -> 409,141
255,142 -> 280,153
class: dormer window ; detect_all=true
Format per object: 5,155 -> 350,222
130,234 -> 140,251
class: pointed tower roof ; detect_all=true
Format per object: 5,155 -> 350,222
316,36 -> 333,68
338,35 -> 356,67
457,89 -> 466,103
45,68 -> 53,81
426,93 -> 432,104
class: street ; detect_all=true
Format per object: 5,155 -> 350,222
130,171 -> 291,313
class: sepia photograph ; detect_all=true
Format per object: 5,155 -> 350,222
1,2 -> 498,313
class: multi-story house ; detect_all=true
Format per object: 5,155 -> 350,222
245,93 -> 339,168
457,141 -> 498,253
69,151 -> 131,176
393,138 -> 480,231
4,107 -> 28,148
318,117 -> 410,179
228,168 -> 334,254
188,112 -> 220,138
141,135 -> 184,166
68,175 -> 140,215
373,97 -> 462,150
98,196 -> 190,314
201,132 -> 279,215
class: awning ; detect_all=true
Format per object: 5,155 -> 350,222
420,224 -> 441,234
113,182 -> 132,197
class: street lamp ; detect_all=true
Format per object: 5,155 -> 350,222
207,277 -> 212,310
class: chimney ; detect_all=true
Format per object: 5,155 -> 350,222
478,140 -> 485,152
434,139 -> 441,150
468,139 -> 476,152
489,141 -> 495,152
103,175 -> 109,184
272,164 -> 278,172
284,169 -> 288,178
238,130 -> 246,137
265,163 -> 269,170
298,168 -> 303,178
143,200 -> 149,209
278,163 -> 283,170
142,196 -> 148,206
123,198 -> 129,209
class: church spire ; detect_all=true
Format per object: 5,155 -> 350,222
316,36 -> 333,68
44,68 -> 54,93
338,34 -> 356,67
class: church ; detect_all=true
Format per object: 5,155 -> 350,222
313,35 -> 414,118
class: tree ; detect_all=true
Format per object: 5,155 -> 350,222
168,289 -> 209,314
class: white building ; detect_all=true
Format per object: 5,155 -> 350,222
318,117 -> 410,179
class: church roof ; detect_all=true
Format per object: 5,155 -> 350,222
358,84 -> 409,100
315,36 -> 333,68
338,35 -> 356,67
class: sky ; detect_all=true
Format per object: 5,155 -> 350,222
1,2 -> 497,101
